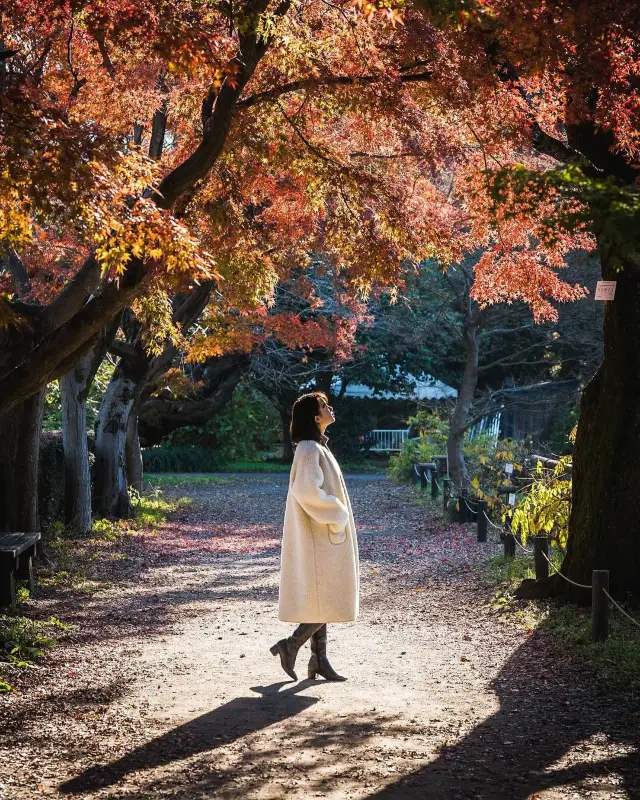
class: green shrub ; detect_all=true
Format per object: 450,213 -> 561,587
142,445 -> 224,473
388,410 -> 448,482
164,383 -> 280,462
0,613 -> 69,690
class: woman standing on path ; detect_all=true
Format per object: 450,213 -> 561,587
270,392 -> 359,682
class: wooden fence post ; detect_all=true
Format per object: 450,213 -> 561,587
534,536 -> 549,580
443,478 -> 451,515
592,570 -> 609,642
419,464 -> 428,492
477,500 -> 487,543
431,468 -> 439,499
503,532 -> 516,558
435,455 -> 448,477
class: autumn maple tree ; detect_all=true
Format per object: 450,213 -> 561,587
402,0 -> 640,601
2,0 -> 638,602
0,0 -> 463,528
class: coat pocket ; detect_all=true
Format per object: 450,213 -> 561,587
328,525 -> 347,545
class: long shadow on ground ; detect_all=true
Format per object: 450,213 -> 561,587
368,631 -> 640,799
59,682 -> 319,794
59,628 -> 640,799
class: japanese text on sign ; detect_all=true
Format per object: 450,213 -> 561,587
595,281 -> 616,301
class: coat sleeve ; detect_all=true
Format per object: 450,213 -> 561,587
290,443 -> 349,533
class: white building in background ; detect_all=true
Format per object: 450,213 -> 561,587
331,373 -> 457,401
329,373 -> 458,453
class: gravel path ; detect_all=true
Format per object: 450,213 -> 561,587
1,475 -> 638,799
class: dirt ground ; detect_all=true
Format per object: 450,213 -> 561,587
1,475 -> 639,800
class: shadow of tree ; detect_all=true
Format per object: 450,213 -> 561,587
366,630 -> 640,799
59,682 -> 319,794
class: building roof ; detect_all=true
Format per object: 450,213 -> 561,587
333,374 -> 457,400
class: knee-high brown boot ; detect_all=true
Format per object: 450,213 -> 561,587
270,623 -> 323,680
308,625 -> 347,681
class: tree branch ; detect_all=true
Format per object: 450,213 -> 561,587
154,0 -> 293,209
237,70 -> 432,110
41,253 -> 102,330
109,339 -> 140,360
4,249 -> 31,296
478,341 -> 548,372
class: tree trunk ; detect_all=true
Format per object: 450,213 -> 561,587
280,407 -> 294,462
138,353 -> 249,445
94,370 -> 136,518
447,325 -> 479,492
562,250 -> 640,604
60,356 -> 92,534
126,411 -> 144,494
0,391 -> 46,531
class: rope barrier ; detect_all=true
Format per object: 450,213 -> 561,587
413,464 -> 421,479
483,510 -> 503,531
461,497 -> 479,513
539,550 -> 592,589
480,510 -> 504,543
603,590 -> 640,630
434,477 -> 442,491
512,535 -> 533,555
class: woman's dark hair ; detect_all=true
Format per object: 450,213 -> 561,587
290,392 -> 328,445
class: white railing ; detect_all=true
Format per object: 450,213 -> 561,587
467,413 -> 502,443
369,429 -> 409,452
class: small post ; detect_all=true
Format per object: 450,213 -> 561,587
503,532 -> 516,558
477,500 -> 487,543
592,570 -> 609,642
443,478 -> 451,515
419,464 -> 428,492
435,455 -> 448,477
534,536 -> 549,581
431,468 -> 439,499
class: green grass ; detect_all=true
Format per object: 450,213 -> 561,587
41,490 -> 191,591
482,554 -> 640,687
144,474 -> 236,486
0,614 -> 70,691
4,488 -> 191,690
543,604 -> 640,688
220,461 -> 291,472
481,554 -> 537,590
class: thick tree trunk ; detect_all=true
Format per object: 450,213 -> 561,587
94,370 -> 136,518
562,251 -> 640,604
60,355 -> 93,534
126,411 -> 144,494
447,325 -> 479,491
0,391 -> 46,531
280,407 -> 294,462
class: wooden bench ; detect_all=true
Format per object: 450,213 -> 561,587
0,532 -> 41,609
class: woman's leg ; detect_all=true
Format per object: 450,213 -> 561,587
270,623 -> 323,680
308,624 -> 347,681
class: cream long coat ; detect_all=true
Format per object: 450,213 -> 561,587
278,439 -> 359,623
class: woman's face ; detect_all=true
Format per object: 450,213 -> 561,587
315,397 -> 335,431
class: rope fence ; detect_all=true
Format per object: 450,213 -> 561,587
411,457 -> 640,642
603,590 -> 640,630
539,549 -> 592,590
